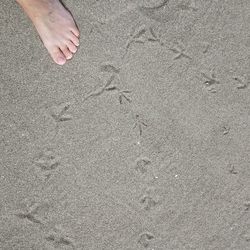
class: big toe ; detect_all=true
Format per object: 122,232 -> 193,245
48,47 -> 67,65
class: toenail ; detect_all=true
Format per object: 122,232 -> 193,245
57,57 -> 66,65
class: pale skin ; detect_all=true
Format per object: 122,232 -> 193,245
16,0 -> 80,65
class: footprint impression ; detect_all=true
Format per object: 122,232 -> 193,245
138,231 -> 155,248
134,157 -> 158,182
33,147 -> 61,181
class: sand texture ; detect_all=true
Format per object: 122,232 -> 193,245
0,0 -> 250,249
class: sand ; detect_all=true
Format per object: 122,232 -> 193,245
0,0 -> 250,249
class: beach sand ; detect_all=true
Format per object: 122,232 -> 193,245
0,0 -> 249,249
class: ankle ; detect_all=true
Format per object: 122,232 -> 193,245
16,0 -> 56,20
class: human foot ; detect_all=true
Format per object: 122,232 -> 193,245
16,0 -> 80,65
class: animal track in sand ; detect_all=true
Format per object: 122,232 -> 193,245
46,101 -> 73,139
14,201 -> 49,226
169,41 -> 192,60
15,212 -> 43,225
99,62 -> 132,104
32,147 -> 61,181
83,71 -> 132,104
201,72 -> 220,86
33,148 -> 61,171
49,102 -> 73,123
137,231 -> 155,248
137,0 -> 170,9
137,0 -> 198,24
198,70 -> 220,93
122,24 -> 148,59
233,76 -> 248,89
133,114 -> 148,136
134,157 -> 159,182
83,74 -> 116,101
228,164 -> 238,175
83,61 -> 122,101
147,26 -> 164,45
99,61 -> 121,74
139,195 -> 159,211
105,85 -> 132,104
44,226 -> 76,249
135,157 -> 152,174
123,25 -> 164,59
138,0 -> 198,11
138,187 -> 162,211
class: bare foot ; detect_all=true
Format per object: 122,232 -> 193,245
16,0 -> 80,65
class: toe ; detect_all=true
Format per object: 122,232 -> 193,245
48,46 -> 66,65
70,33 -> 80,46
61,46 -> 73,60
67,41 -> 77,53
71,27 -> 80,37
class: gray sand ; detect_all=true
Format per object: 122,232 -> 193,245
0,0 -> 250,249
